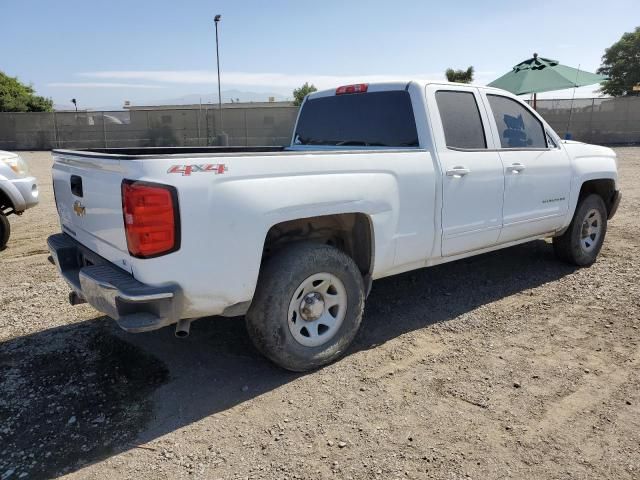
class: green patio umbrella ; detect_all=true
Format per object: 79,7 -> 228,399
488,53 -> 607,137
488,53 -> 607,97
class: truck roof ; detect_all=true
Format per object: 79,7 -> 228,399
307,80 -> 509,100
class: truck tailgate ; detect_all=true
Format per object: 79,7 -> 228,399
52,153 -> 132,273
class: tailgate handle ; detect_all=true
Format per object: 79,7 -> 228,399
70,175 -> 83,197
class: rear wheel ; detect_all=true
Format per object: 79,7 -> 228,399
246,243 -> 365,372
553,194 -> 607,266
0,212 -> 10,250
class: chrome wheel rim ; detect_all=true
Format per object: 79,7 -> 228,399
287,272 -> 347,347
580,208 -> 602,253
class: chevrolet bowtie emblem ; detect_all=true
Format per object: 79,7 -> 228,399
73,200 -> 86,217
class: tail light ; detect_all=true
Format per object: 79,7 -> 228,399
335,83 -> 368,95
121,180 -> 180,258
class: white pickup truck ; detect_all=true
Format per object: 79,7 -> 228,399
48,81 -> 621,371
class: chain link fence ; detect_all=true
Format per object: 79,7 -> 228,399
1,97 -> 639,150
531,97 -> 640,144
0,106 -> 299,150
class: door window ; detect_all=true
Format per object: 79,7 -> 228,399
487,95 -> 547,148
435,91 -> 487,149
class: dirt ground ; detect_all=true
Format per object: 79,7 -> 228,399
0,149 -> 638,480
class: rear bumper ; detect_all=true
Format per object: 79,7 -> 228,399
608,189 -> 621,219
47,233 -> 180,332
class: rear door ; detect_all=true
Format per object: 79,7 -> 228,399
52,152 -> 132,271
481,93 -> 571,243
426,85 -> 505,256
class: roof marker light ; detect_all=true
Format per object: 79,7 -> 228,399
335,83 -> 369,95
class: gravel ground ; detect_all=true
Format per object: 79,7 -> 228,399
0,149 -> 638,480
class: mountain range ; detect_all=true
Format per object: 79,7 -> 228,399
54,89 -> 291,111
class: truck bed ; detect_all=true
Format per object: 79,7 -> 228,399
53,146 -> 287,159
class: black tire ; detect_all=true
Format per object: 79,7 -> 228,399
0,212 -> 9,251
246,242 -> 365,372
553,194 -> 607,266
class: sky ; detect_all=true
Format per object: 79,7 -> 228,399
2,0 -> 637,109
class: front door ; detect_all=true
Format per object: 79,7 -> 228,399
426,85 -> 505,257
481,93 -> 571,243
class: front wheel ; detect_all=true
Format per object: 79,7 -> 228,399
553,194 -> 607,266
246,243 -> 365,372
0,212 -> 10,250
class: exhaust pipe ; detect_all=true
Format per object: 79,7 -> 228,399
175,319 -> 191,338
69,291 -> 87,306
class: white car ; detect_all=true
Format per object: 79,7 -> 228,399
0,151 -> 39,249
47,81 -> 621,371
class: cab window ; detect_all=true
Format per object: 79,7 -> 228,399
435,90 -> 487,149
487,94 -> 547,149
294,91 -> 419,147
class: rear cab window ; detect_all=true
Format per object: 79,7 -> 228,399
293,90 -> 419,148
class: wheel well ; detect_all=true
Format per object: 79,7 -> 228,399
579,179 -> 616,216
0,188 -> 15,215
263,213 -> 374,278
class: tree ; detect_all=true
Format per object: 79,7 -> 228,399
0,72 -> 53,112
597,26 -> 640,96
445,66 -> 474,84
292,82 -> 318,106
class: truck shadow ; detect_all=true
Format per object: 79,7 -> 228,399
0,240 -> 577,478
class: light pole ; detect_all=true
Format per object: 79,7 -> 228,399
214,14 -> 225,144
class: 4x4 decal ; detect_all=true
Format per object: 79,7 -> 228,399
168,164 -> 227,176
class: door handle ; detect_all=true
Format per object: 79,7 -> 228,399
446,166 -> 471,177
507,163 -> 526,173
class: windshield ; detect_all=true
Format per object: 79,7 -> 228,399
293,90 -> 419,147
